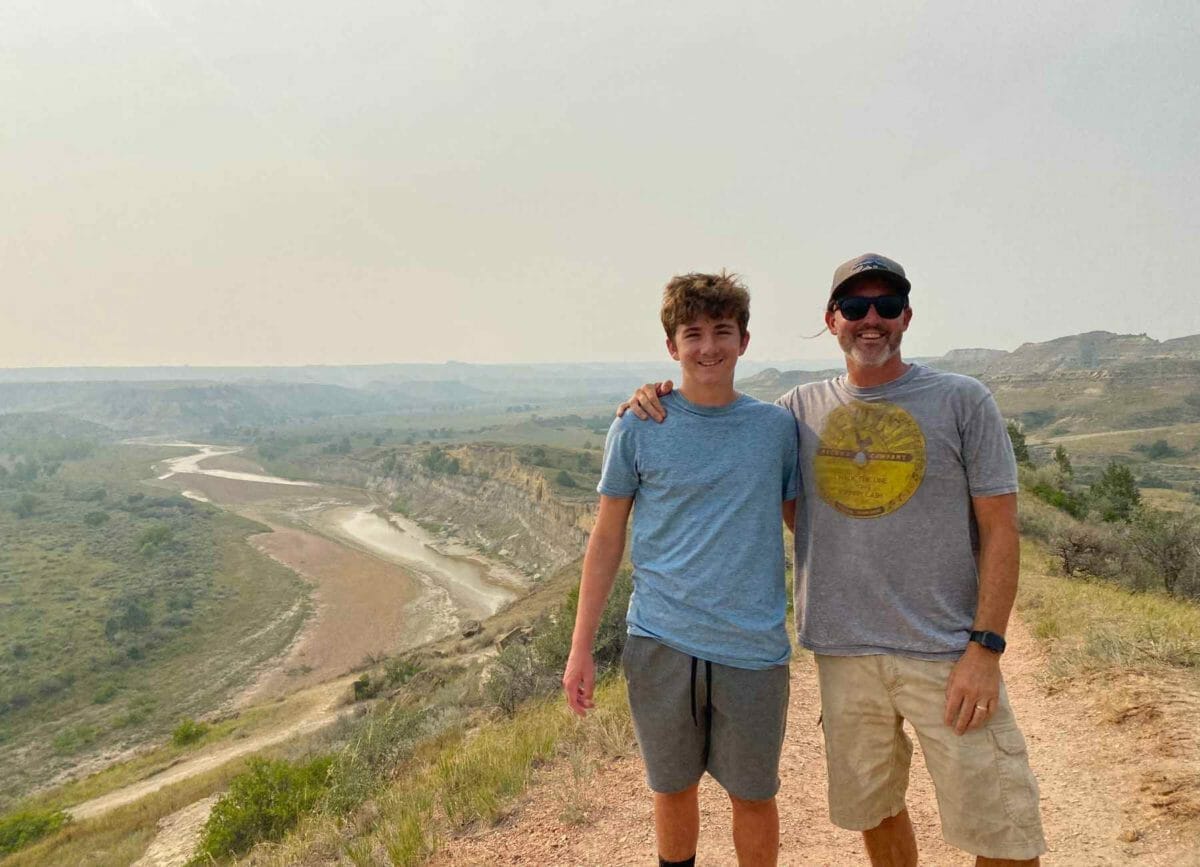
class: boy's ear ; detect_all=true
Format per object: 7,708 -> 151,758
739,329 -> 750,356
665,336 -> 680,361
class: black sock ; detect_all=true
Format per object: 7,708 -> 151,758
659,857 -> 696,867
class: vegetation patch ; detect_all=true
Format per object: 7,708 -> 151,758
0,809 -> 68,857
1018,542 -> 1200,679
0,443 -> 309,808
189,756 -> 333,864
171,717 -> 209,747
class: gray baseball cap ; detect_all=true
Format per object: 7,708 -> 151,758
829,253 -> 911,305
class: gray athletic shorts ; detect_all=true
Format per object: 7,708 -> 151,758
622,634 -> 789,801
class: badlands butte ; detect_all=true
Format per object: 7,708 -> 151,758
1,329 -> 1199,865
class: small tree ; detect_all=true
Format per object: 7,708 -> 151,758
1089,461 -> 1140,522
12,493 -> 38,519
1006,421 -> 1030,466
1051,525 -> 1122,578
1053,445 -> 1073,479
172,717 -> 209,746
1128,508 -> 1200,596
554,469 -> 577,488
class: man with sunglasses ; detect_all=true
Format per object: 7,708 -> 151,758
620,254 -> 1045,866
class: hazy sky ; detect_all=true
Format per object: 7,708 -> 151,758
4,1 -> 1198,367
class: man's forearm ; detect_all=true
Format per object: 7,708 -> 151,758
571,527 -> 626,651
972,505 -> 1020,636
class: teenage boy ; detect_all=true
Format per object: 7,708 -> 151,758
562,272 -> 799,867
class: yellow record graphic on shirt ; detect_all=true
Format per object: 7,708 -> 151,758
814,401 -> 926,518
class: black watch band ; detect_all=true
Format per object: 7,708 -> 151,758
969,630 -> 1006,654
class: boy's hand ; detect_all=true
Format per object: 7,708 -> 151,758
616,380 -> 673,422
562,649 -> 596,716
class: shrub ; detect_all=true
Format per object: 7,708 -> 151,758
1053,445 -> 1073,478
1128,508 -> 1200,597
322,706 -> 427,814
0,809 -> 69,856
532,570 -> 633,675
1089,461 -> 1141,523
353,673 -> 383,702
1021,463 -> 1087,518
422,447 -> 460,475
12,493 -> 38,519
384,657 -> 421,686
172,717 -> 209,746
1006,421 -> 1030,466
1133,439 -> 1180,460
486,569 -> 634,715
1050,525 -> 1124,579
137,523 -> 174,553
190,756 -> 332,863
51,725 -> 97,755
1016,494 -> 1073,543
486,643 -> 560,716
554,469 -> 578,488
83,510 -> 109,526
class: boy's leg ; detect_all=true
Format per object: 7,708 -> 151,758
729,793 -> 779,866
623,637 -> 708,862
654,782 -> 700,862
705,659 -> 789,865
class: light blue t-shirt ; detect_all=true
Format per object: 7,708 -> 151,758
598,391 -> 799,670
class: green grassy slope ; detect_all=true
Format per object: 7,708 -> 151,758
0,445 -> 308,809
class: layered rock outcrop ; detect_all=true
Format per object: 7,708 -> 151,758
369,444 -> 594,580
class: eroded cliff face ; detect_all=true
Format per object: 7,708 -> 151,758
369,444 -> 595,579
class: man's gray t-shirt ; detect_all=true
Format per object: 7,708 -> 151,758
599,391 -> 798,670
775,364 -> 1017,660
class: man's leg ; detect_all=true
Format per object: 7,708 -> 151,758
861,807 -> 917,867
654,783 -> 700,863
814,654 -> 915,856
891,657 -> 1045,865
729,793 -> 778,866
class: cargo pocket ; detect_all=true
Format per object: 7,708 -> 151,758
989,725 -> 1041,829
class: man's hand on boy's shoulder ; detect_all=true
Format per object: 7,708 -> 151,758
562,647 -> 596,717
616,380 -> 673,423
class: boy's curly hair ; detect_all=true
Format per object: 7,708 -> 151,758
660,271 -> 750,339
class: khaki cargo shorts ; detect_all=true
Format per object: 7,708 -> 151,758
816,653 -> 1046,861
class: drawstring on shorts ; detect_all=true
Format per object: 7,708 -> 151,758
689,656 -> 713,765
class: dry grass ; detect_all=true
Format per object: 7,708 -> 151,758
1,757 -> 251,866
17,698 -> 305,819
251,678 -> 633,867
1017,538 -> 1200,834
1017,540 -> 1200,680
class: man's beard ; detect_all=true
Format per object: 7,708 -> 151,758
839,328 -> 904,367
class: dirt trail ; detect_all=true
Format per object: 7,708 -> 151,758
1030,425 -> 1196,445
66,678 -> 351,823
432,616 -> 1200,866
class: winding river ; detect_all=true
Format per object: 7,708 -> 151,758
147,441 -> 518,667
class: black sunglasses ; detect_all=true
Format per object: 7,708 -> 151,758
831,295 -> 907,321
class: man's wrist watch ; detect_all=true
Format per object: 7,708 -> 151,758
969,630 -> 1006,654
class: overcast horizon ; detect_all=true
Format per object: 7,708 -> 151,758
5,1 -> 1198,367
